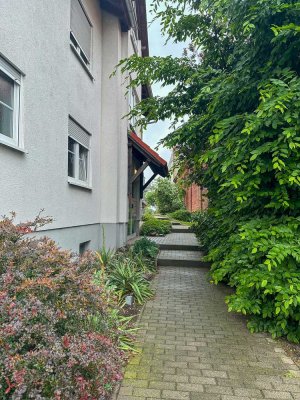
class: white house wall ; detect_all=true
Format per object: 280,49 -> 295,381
0,0 -> 139,251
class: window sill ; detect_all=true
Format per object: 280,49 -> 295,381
0,138 -> 27,154
70,43 -> 94,81
68,178 -> 92,191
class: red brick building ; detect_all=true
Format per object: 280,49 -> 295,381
169,152 -> 208,212
184,184 -> 208,212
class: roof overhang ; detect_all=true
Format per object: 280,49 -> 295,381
100,0 -> 152,100
100,0 -> 149,55
128,131 -> 168,178
100,0 -> 130,31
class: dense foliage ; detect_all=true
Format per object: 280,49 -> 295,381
145,178 -> 183,214
140,217 -> 172,236
119,0 -> 300,341
132,237 -> 160,259
169,209 -> 192,222
0,215 -> 124,399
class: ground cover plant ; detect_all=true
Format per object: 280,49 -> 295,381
0,215 -> 125,399
140,217 -> 171,236
118,1 -> 300,341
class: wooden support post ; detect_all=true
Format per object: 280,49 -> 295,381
130,160 -> 150,184
143,172 -> 157,191
128,142 -> 133,204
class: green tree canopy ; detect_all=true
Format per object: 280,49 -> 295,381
120,0 -> 300,341
145,178 -> 183,214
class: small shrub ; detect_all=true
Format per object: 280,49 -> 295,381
141,209 -> 154,221
107,258 -> 153,304
97,226 -> 115,271
132,237 -> 159,259
0,215 -> 124,400
169,209 -> 192,222
140,218 -> 172,236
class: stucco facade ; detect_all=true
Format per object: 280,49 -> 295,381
0,0 -> 146,251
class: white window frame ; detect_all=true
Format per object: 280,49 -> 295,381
0,62 -> 21,148
129,85 -> 139,127
68,119 -> 92,189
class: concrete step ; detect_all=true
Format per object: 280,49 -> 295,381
158,243 -> 200,251
171,226 -> 191,233
157,250 -> 210,268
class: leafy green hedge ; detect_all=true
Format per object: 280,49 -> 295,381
210,217 -> 300,342
140,218 -> 171,236
169,209 -> 192,222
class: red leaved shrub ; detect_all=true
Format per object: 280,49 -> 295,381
0,214 -> 125,399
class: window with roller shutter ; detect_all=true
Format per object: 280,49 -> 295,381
70,0 -> 92,66
68,116 -> 91,186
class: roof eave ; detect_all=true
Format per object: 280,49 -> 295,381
129,132 -> 169,178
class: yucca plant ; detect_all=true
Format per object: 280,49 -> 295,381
107,258 -> 153,304
108,307 -> 140,353
96,226 -> 115,281
86,308 -> 139,353
134,251 -> 157,274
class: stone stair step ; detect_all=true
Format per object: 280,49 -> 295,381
157,249 -> 209,268
158,243 -> 200,251
171,226 -> 191,233
158,258 -> 210,268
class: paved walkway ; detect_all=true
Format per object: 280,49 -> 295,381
116,231 -> 300,400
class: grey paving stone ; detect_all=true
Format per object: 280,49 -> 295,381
158,249 -> 203,261
116,230 -> 300,400
148,233 -> 199,247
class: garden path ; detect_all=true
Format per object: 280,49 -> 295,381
115,227 -> 300,400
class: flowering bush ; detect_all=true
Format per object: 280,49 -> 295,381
0,214 -> 125,399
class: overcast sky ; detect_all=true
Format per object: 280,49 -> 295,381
143,0 -> 186,169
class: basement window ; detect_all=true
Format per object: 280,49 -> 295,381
79,240 -> 90,255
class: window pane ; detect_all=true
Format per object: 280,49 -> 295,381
0,70 -> 14,107
68,136 -> 76,151
68,137 -> 76,178
0,103 -> 13,138
79,145 -> 88,181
